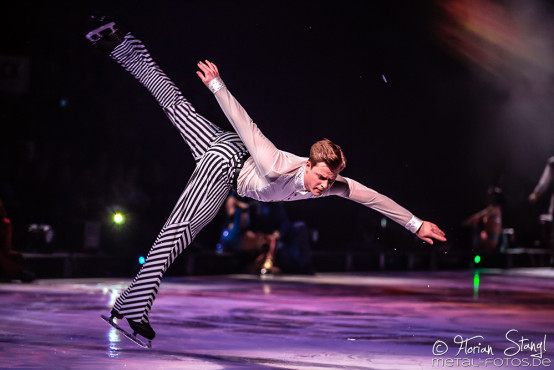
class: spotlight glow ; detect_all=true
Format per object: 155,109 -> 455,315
138,256 -> 145,265
474,255 -> 481,264
113,213 -> 124,224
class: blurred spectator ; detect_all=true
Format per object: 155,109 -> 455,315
529,156 -> 554,250
0,197 -> 35,282
219,192 -> 313,274
219,192 -> 278,274
462,186 -> 504,250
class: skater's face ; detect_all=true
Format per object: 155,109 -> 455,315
304,161 -> 339,196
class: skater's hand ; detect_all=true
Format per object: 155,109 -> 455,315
416,221 -> 446,245
196,60 -> 220,85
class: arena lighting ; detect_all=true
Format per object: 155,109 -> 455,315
107,206 -> 129,228
474,255 -> 481,264
138,256 -> 145,264
113,212 -> 125,225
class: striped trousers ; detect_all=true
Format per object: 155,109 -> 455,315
109,34 -> 248,324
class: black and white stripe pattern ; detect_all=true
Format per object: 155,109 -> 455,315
110,34 -> 223,162
110,34 -> 247,323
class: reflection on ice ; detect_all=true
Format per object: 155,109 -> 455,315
107,326 -> 121,358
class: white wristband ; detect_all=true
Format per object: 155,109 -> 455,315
405,216 -> 423,234
207,77 -> 225,94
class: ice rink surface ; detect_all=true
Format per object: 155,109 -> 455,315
1,269 -> 553,369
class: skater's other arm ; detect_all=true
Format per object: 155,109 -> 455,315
328,176 -> 446,244
197,61 -> 284,177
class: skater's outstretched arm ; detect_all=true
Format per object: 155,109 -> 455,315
197,61 -> 288,178
327,175 -> 446,244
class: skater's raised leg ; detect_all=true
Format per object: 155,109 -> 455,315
87,16 -> 223,162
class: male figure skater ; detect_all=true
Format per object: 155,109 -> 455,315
86,18 -> 446,346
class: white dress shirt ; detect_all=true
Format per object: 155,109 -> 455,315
208,78 -> 423,233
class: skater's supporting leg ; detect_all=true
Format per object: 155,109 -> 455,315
113,133 -> 247,325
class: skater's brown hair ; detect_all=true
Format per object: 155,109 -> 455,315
308,139 -> 346,173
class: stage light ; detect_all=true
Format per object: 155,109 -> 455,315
138,256 -> 145,264
113,213 -> 125,224
474,255 -> 481,264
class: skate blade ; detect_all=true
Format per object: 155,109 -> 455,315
86,22 -> 117,42
100,314 -> 152,349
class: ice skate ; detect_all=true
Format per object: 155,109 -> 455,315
100,313 -> 154,348
85,15 -> 127,53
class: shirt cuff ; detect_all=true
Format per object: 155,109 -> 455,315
207,77 -> 225,94
405,216 -> 423,234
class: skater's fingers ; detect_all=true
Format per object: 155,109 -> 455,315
206,62 -> 219,77
199,60 -> 215,74
197,61 -> 221,87
431,232 -> 447,242
198,62 -> 216,78
198,62 -> 219,81
205,60 -> 219,73
416,221 -> 447,244
429,223 -> 447,240
197,61 -> 211,74
196,70 -> 207,82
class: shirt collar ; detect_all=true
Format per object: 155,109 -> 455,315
295,164 -> 310,195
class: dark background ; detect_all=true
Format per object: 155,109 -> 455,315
1,1 -> 553,270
